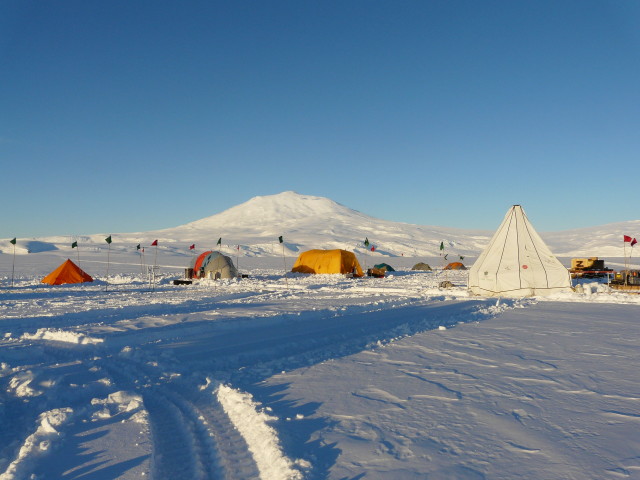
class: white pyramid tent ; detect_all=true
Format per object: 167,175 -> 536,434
468,205 -> 572,297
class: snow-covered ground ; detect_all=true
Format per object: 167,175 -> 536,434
1,254 -> 640,480
2,192 -> 639,479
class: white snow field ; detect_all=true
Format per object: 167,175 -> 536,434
1,192 -> 640,479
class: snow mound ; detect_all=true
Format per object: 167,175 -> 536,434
21,328 -> 104,345
0,407 -> 73,480
216,384 -> 308,480
7,370 -> 42,398
91,391 -> 147,423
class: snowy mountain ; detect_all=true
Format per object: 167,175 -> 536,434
1,191 -> 639,259
158,191 -> 491,258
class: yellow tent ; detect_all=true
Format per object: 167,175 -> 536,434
292,249 -> 363,276
41,259 -> 94,285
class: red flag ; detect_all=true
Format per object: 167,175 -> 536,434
370,246 -> 375,252
624,235 -> 632,242
189,244 -> 195,250
632,238 -> 638,247
151,240 -> 158,246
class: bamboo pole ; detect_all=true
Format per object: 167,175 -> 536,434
11,239 -> 16,287
624,240 -> 628,286
153,242 -> 158,291
105,236 -> 111,292
279,236 -> 288,287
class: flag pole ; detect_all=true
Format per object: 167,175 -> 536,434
364,238 -> 370,275
10,238 -> 16,287
105,235 -> 112,291
279,236 -> 288,287
624,237 -> 628,286
188,244 -> 196,279
630,240 -> 637,284
236,245 -> 240,274
365,248 -> 368,275
137,244 -> 144,276
153,241 -> 158,291
146,247 -> 152,291
72,237 -> 80,265
439,241 -> 448,281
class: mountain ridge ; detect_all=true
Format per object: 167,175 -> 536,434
2,192 -> 639,258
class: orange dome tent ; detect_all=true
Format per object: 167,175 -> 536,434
444,262 -> 467,270
41,259 -> 94,285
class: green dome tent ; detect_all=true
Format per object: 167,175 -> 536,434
373,263 -> 395,272
411,262 -> 432,271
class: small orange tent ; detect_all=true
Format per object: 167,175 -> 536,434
41,259 -> 94,285
444,262 -> 467,270
292,249 -> 363,276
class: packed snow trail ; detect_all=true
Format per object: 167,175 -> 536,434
0,269 -> 515,479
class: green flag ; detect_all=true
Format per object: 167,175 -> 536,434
71,241 -> 78,248
439,241 -> 444,251
460,255 -> 464,260
105,235 -> 112,244
217,237 -> 222,246
10,238 -> 16,245
279,236 -> 283,244
364,237 -> 370,247
136,244 -> 141,250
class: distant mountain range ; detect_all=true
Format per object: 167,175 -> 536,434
2,191 -> 639,259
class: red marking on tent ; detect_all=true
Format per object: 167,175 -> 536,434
193,251 -> 213,276
522,265 -> 528,269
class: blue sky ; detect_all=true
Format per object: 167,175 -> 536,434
2,1 -> 639,238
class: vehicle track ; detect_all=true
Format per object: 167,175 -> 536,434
105,357 -> 260,480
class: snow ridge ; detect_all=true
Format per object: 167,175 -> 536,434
0,408 -> 74,480
216,384 -> 306,480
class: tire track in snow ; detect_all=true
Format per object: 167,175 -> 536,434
105,358 -> 261,480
